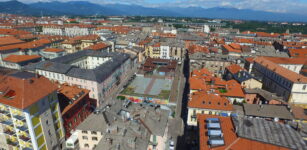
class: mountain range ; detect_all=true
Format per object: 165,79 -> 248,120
1,0 -> 307,22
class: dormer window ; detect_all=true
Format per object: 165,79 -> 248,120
3,90 -> 16,99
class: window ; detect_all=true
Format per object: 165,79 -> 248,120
84,144 -> 89,147
303,85 -> 307,90
82,131 -> 87,134
92,137 -> 98,141
48,130 -> 51,136
193,110 -> 196,115
82,136 -> 88,140
92,131 -> 97,135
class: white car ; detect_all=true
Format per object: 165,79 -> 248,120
169,140 -> 175,150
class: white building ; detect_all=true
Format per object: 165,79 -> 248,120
252,57 -> 307,105
160,45 -> 170,59
26,50 -> 136,105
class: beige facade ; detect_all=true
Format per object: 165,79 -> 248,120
242,78 -> 263,89
76,130 -> 103,150
187,108 -> 232,126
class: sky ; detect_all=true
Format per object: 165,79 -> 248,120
3,0 -> 307,15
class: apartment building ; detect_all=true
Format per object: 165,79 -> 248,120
187,92 -> 233,126
25,50 -> 135,105
42,25 -> 64,36
64,24 -> 96,37
61,35 -> 100,53
1,55 -> 42,70
0,72 -> 65,150
76,100 -> 170,150
57,84 -> 93,139
40,48 -> 66,60
252,57 -> 307,107
190,68 -> 245,103
145,40 -> 185,61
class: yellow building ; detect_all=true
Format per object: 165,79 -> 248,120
0,72 -> 65,150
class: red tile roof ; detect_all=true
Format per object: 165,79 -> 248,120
44,48 -> 65,53
223,43 -> 242,53
254,57 -> 307,83
58,83 -> 89,115
85,42 -> 110,51
188,92 -> 233,111
3,55 -> 41,63
188,44 -> 209,54
263,56 -> 307,65
0,36 -> 25,46
190,68 -> 245,98
0,74 -> 57,109
288,48 -> 307,58
226,64 -> 245,74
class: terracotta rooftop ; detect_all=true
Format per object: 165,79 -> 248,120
226,64 -> 245,74
188,44 -> 209,54
288,48 -> 307,58
57,83 -> 89,115
0,36 -> 25,46
44,48 -> 65,53
85,42 -> 110,51
190,68 -> 245,98
223,43 -> 242,53
291,105 -> 307,120
188,92 -> 233,111
0,72 -> 57,109
263,56 -> 307,65
198,115 -> 290,150
3,55 -> 41,63
254,57 -> 307,83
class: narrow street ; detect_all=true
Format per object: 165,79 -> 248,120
177,51 -> 193,150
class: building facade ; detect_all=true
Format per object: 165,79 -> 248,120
0,72 -> 65,150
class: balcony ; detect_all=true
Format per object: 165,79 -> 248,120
6,136 -> 18,146
19,135 -> 31,142
16,125 -> 28,131
14,120 -> 28,131
0,109 -> 9,114
19,130 -> 30,142
12,109 -> 25,121
4,129 -> 15,136
0,119 -> 13,126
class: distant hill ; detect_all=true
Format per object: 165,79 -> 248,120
29,1 -> 122,16
160,7 -> 307,22
0,0 -> 63,16
1,0 -> 307,22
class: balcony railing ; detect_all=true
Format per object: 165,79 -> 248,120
19,135 -> 31,142
4,129 -> 15,136
6,137 -> 18,146
0,119 -> 13,126
0,109 -> 9,114
13,114 -> 25,121
16,125 -> 28,131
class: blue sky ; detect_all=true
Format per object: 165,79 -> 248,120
3,0 -> 307,15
